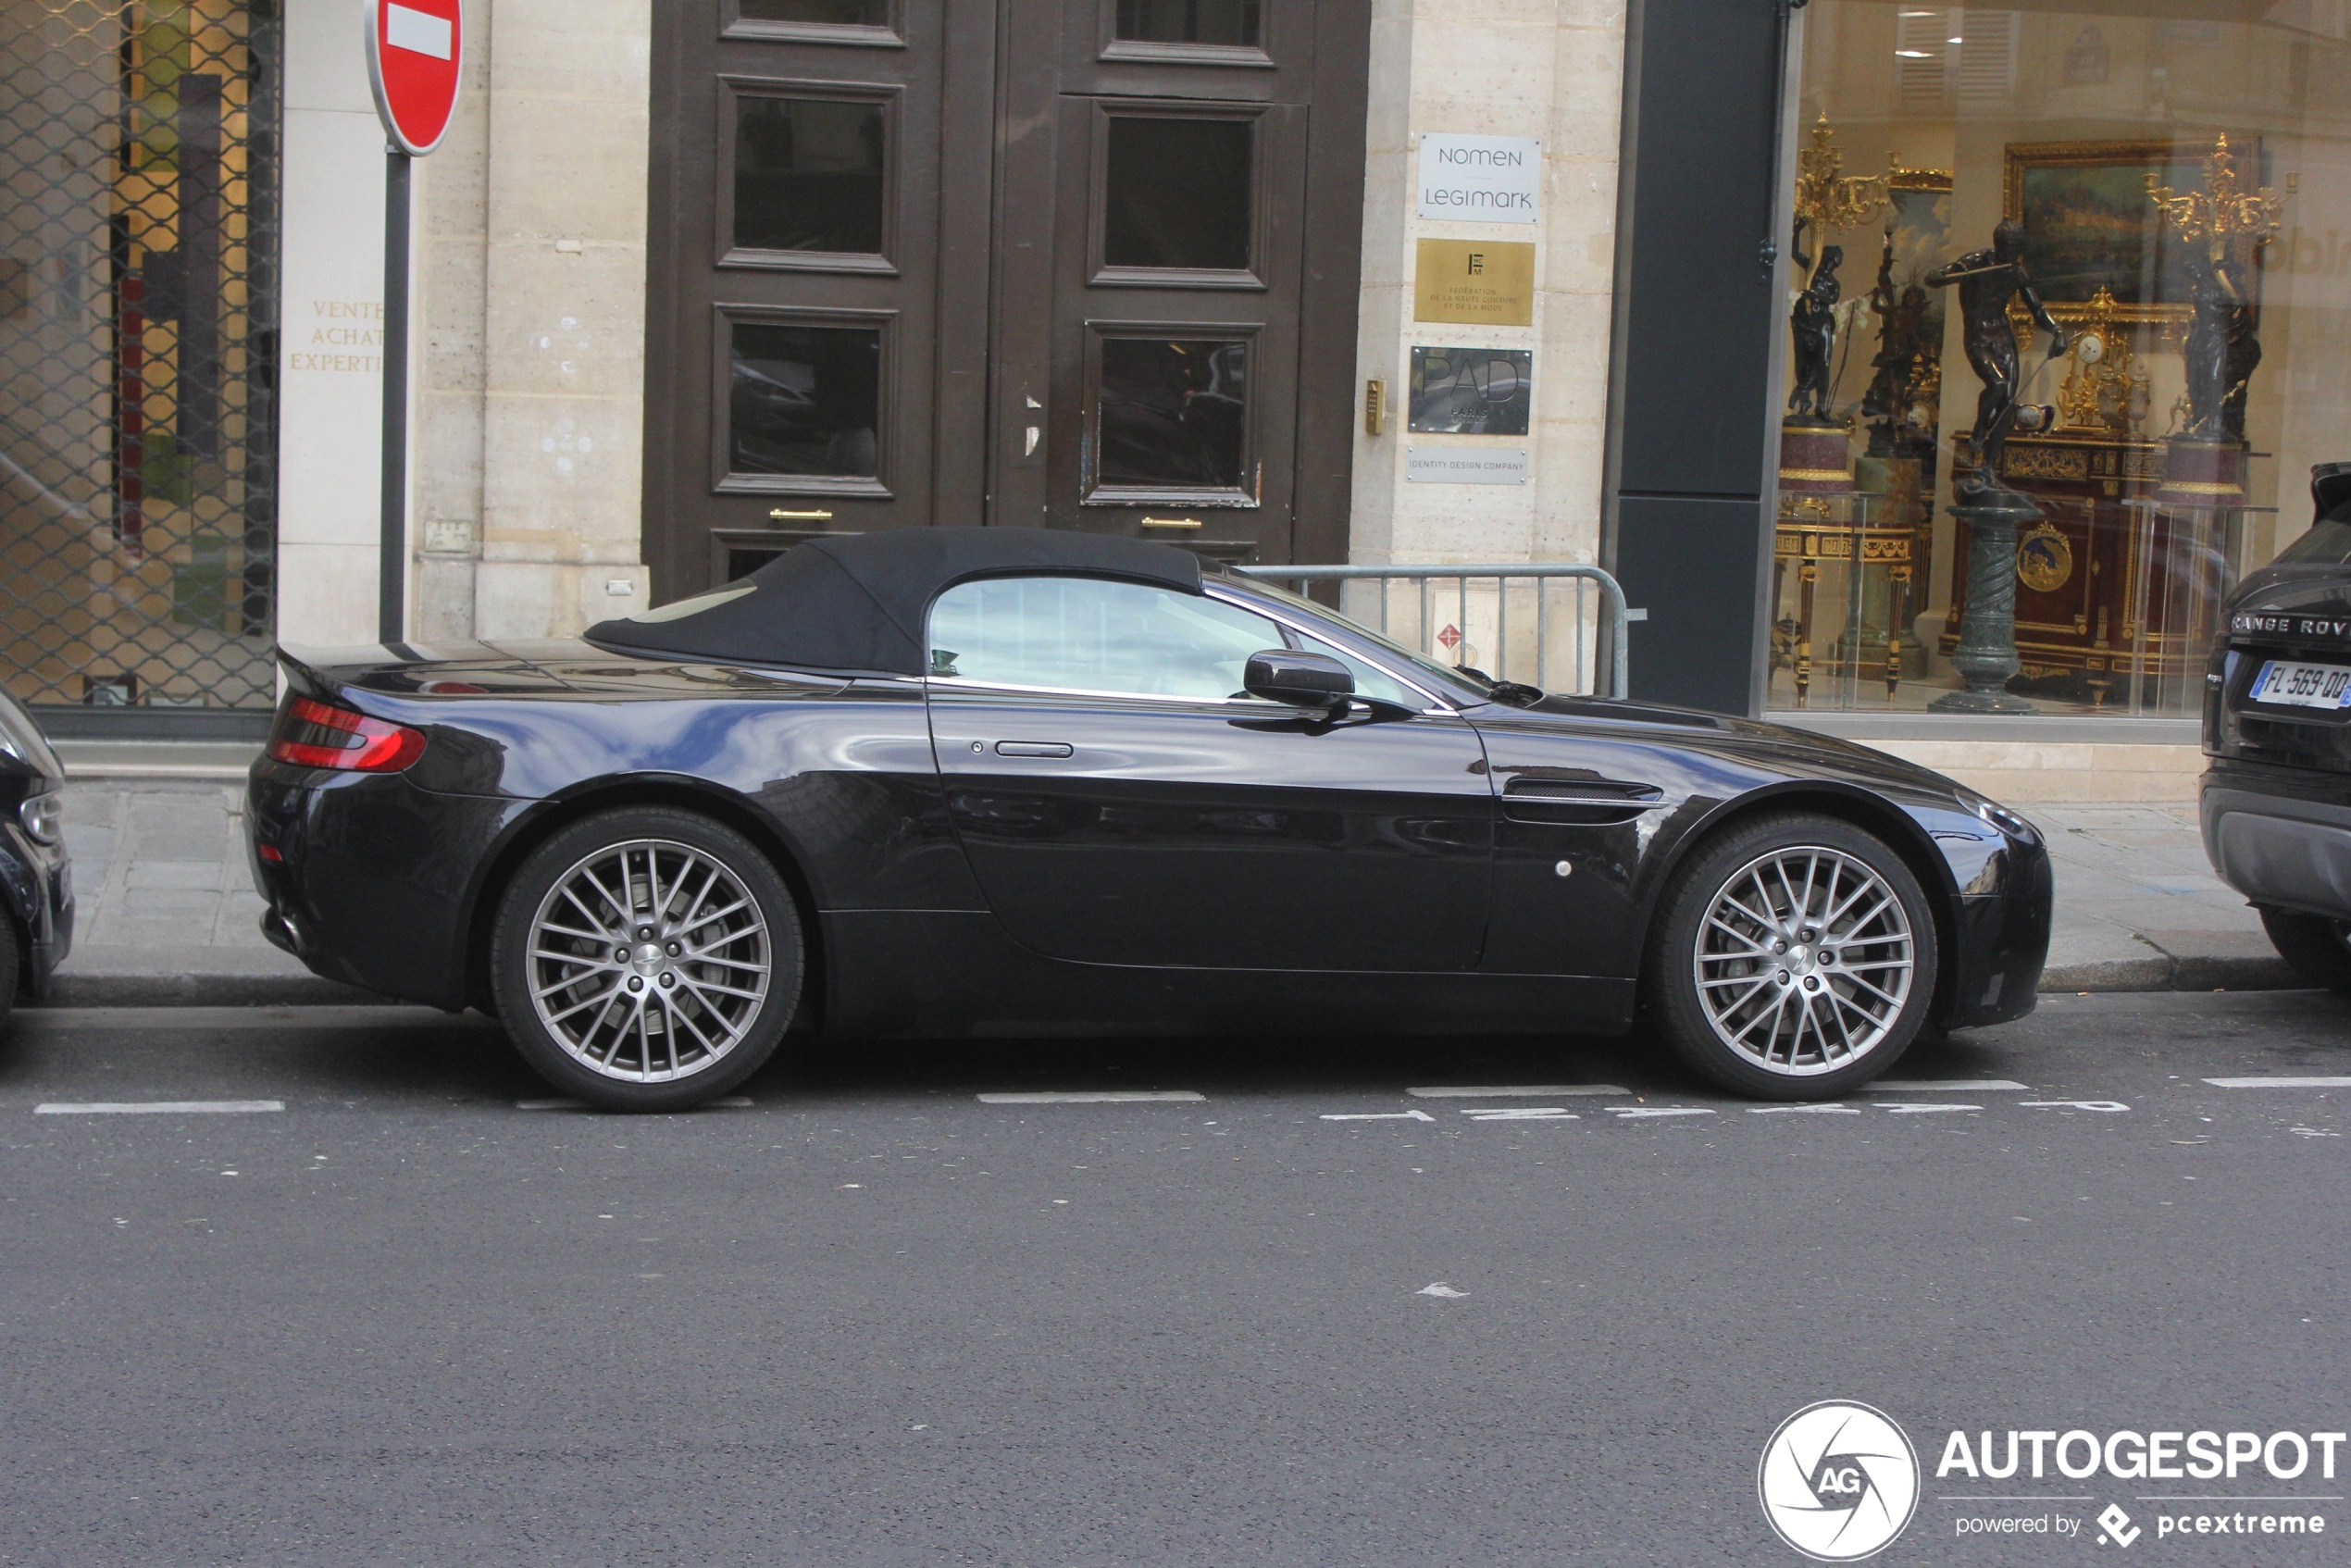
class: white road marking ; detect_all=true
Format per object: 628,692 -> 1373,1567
34,1100 -> 282,1115
2020,1100 -> 2130,1113
1321,1109 -> 1435,1122
1875,1102 -> 1981,1114
1408,1084 -> 1627,1098
1874,1078 -> 2031,1091
977,1090 -> 1206,1104
514,1095 -> 753,1111
1417,1283 -> 1469,1298
1748,1104 -> 1861,1114
1605,1106 -> 1714,1119
1460,1107 -> 1579,1121
2204,1076 -> 2351,1089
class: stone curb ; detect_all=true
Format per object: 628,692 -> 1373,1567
28,960 -> 2306,1008
37,973 -> 387,1008
2038,954 -> 2302,993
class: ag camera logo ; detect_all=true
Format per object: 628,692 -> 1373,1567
1760,1400 -> 1922,1561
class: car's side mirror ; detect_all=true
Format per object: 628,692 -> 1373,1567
1245,649 -> 1353,707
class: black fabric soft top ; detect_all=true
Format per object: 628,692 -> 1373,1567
584,527 -> 1205,675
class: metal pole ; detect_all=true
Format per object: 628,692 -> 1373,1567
379,148 -> 410,645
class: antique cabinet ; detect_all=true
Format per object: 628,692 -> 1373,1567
1940,430 -> 2241,706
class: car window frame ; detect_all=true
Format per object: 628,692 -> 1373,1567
921,574 -> 1296,707
916,574 -> 1455,716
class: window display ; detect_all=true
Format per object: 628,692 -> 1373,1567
1771,0 -> 2347,716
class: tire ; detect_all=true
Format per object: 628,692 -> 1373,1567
1642,812 -> 1938,1100
490,807 -> 804,1111
2259,908 -> 2351,997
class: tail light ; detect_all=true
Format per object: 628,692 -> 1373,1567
267,696 -> 427,772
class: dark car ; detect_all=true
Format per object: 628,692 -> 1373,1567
247,529 -> 2049,1111
0,691 -> 71,1017
2203,461 -> 2351,991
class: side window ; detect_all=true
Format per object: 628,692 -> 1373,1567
1290,631 -> 1425,708
928,577 -> 1284,699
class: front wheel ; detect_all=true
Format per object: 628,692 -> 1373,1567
2259,908 -> 2351,997
1643,813 -> 1938,1099
491,807 -> 804,1111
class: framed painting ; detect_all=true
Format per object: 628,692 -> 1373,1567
2003,139 -> 2262,324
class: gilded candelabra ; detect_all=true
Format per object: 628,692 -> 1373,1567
2144,134 -> 2292,260
1790,113 -> 1895,262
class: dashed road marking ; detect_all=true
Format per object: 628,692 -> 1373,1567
1606,1106 -> 1714,1120
35,1100 -> 283,1115
1875,1102 -> 1981,1114
977,1090 -> 1206,1104
515,1096 -> 753,1112
1748,1104 -> 1861,1114
1460,1106 -> 1579,1121
2020,1099 -> 2130,1113
1408,1084 -> 1627,1098
1321,1109 -> 1435,1123
2204,1076 -> 2351,1089
1874,1078 -> 2031,1091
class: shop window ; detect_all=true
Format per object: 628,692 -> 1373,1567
731,95 -> 888,258
726,320 -> 884,483
1767,0 -> 2345,719
1090,335 -> 1252,498
0,0 -> 281,716
1102,116 -> 1254,273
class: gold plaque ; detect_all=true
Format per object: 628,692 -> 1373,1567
1412,239 -> 1536,326
2015,522 -> 2074,594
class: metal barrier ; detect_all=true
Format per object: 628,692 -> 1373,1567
1233,563 -> 1630,700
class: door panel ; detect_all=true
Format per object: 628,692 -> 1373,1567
647,2 -> 988,599
929,686 -> 1496,970
647,1 -> 1366,596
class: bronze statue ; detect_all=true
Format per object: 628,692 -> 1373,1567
1926,218 -> 2066,498
1862,230 -> 1934,457
1786,243 -> 1844,423
2179,240 -> 2259,443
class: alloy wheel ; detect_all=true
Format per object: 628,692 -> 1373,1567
1690,845 -> 1916,1076
525,838 -> 772,1082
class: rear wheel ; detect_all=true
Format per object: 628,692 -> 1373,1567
2259,908 -> 2351,996
1643,813 -> 1937,1099
491,807 -> 803,1111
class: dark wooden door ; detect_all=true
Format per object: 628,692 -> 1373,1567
990,1 -> 1360,566
645,1 -> 1366,597
645,0 -> 994,595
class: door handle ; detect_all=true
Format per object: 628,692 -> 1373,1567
994,740 -> 1073,757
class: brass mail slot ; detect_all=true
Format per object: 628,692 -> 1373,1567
1139,516 -> 1203,529
767,508 -> 834,524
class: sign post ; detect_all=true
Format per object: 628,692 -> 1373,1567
363,0 -> 464,645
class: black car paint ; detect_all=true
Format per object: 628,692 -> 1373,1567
0,709 -> 72,998
249,588 -> 2048,1040
2201,502 -> 2351,919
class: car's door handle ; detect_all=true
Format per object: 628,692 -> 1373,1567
1503,778 -> 1663,806
994,740 -> 1074,758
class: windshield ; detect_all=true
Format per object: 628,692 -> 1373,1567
2273,516 -> 2351,569
1218,575 -> 1499,703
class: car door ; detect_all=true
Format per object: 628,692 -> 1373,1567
924,575 -> 1493,971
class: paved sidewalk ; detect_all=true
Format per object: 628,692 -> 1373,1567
35,778 -> 2295,1007
50,779 -> 370,1005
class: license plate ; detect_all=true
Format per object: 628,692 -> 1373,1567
2250,659 -> 2351,710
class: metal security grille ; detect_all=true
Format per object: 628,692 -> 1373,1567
0,0 -> 280,716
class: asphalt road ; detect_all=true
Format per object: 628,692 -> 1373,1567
2,991 -> 2347,1567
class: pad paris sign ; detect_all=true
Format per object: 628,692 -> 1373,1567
367,0 -> 464,156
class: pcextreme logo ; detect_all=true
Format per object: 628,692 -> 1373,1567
1759,1400 -> 1922,1562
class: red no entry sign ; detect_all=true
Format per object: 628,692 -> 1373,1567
366,0 -> 464,156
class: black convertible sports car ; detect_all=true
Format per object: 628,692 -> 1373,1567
247,529 -> 2050,1110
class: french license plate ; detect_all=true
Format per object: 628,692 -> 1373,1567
2250,659 -> 2351,710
